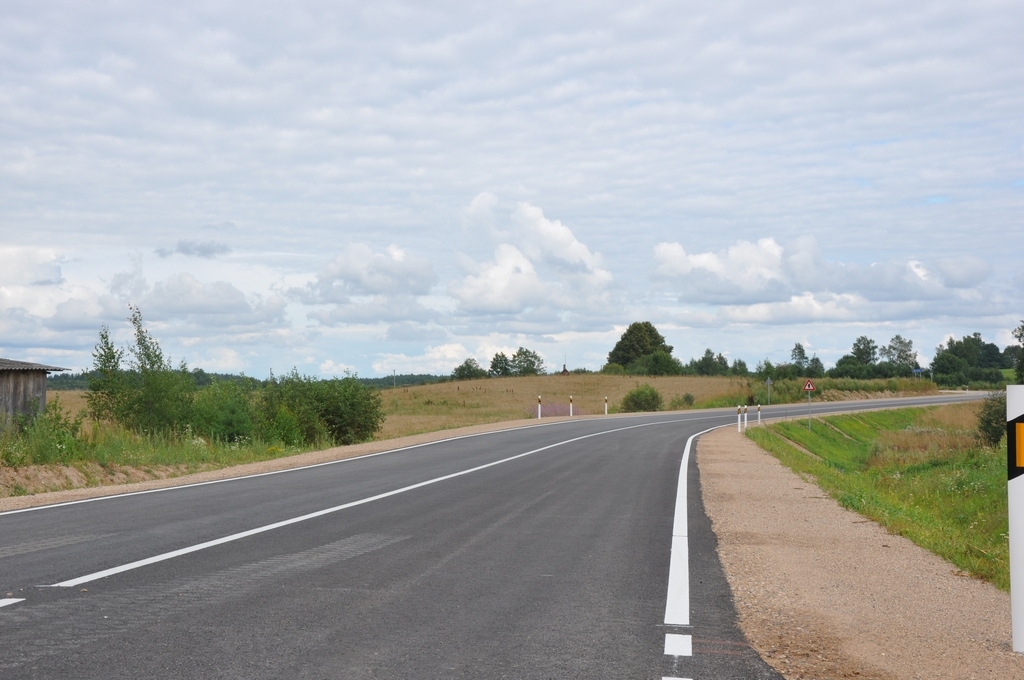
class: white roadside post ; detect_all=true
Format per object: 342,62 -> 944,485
757,404 -> 761,427
604,396 -> 608,416
737,406 -> 741,432
743,405 -> 748,429
1008,386 -> 1024,652
569,395 -> 573,417
538,395 -> 542,419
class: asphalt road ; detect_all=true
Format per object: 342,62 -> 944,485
0,393 -> 984,678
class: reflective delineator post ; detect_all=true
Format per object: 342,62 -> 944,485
604,396 -> 608,416
757,404 -> 761,427
737,406 -> 741,432
1008,386 -> 1024,652
538,395 -> 542,419
743,405 -> 748,429
569,395 -> 573,417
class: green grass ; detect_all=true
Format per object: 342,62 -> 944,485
747,403 -> 1008,590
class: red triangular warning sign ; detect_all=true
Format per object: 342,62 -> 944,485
803,379 -> 816,391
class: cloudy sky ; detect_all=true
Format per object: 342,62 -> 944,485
1,1 -> 1021,377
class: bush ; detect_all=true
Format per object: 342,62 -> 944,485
601,362 -> 626,375
977,392 -> 1007,447
668,393 -> 695,410
621,384 -> 663,412
192,380 -> 255,442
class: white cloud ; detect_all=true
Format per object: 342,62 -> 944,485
319,358 -> 354,376
0,247 -> 63,287
450,244 -> 546,313
653,236 -> 997,319
373,343 -> 473,375
299,243 -> 437,303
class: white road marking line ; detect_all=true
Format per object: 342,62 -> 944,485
661,677 -> 693,680
0,598 -> 25,608
664,425 -> 722,627
664,633 -> 693,656
1,412 -> 731,518
48,419 -> 704,588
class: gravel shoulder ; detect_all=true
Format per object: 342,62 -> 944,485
698,426 -> 1024,679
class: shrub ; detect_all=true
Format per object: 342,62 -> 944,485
621,383 -> 663,412
192,380 -> 255,442
669,393 -> 695,410
976,392 -> 1007,447
601,362 -> 626,375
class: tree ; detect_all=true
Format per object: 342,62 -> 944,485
790,343 -> 808,369
629,350 -> 683,376
879,334 -> 916,368
730,359 -> 749,376
489,352 -> 512,377
689,348 -> 729,376
607,322 -> 673,368
451,358 -> 488,381
850,336 -> 878,365
807,356 -> 825,378
1014,320 -> 1024,384
511,347 -> 545,376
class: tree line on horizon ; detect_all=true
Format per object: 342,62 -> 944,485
446,320 -> 1024,389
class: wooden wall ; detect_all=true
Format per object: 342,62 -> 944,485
0,370 -> 48,423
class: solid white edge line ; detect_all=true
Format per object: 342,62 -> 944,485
0,598 -> 25,608
664,424 -> 724,627
49,418 -> 716,588
664,633 -> 693,656
0,412 -> 734,518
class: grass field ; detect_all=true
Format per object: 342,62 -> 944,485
373,374 -> 752,439
746,401 -> 1008,590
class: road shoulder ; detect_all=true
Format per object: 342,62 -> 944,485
698,426 -> 1023,679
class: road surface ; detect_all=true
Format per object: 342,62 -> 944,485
0,393 -> 983,678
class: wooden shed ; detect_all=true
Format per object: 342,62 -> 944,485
0,358 -> 68,424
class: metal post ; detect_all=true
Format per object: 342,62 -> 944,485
808,391 -> 812,431
737,406 -> 741,432
1008,386 -> 1024,652
538,395 -> 542,419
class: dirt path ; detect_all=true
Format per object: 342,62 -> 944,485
698,426 -> 1024,679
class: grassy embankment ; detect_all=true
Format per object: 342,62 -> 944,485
746,401 -> 1008,590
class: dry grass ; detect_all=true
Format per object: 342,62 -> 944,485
375,374 -> 748,440
49,390 -> 90,419
869,401 -> 982,468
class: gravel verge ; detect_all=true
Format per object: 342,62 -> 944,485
698,426 -> 1023,679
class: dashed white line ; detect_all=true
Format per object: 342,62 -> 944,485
664,633 -> 693,656
0,598 -> 25,608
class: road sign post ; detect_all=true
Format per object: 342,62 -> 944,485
1009,386 -> 1024,652
803,379 -> 816,431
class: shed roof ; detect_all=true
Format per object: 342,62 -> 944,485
0,358 -> 69,372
